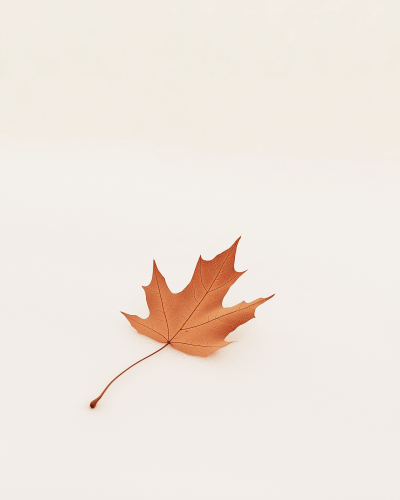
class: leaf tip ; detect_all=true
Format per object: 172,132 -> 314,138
258,294 -> 275,306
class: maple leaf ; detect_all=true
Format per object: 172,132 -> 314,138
90,238 -> 274,408
122,237 -> 274,356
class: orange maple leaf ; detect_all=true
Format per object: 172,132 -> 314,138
90,238 -> 274,408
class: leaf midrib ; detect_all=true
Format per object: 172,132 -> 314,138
168,246 -> 236,342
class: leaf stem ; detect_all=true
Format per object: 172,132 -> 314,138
90,343 -> 169,409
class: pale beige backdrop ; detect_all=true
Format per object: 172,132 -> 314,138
1,2 -> 400,500
1,0 -> 400,159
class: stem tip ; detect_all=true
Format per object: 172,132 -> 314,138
90,397 -> 100,409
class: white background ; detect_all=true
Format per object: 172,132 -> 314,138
1,2 -> 400,499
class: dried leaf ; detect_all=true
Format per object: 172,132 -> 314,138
90,238 -> 274,408
122,237 -> 274,356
